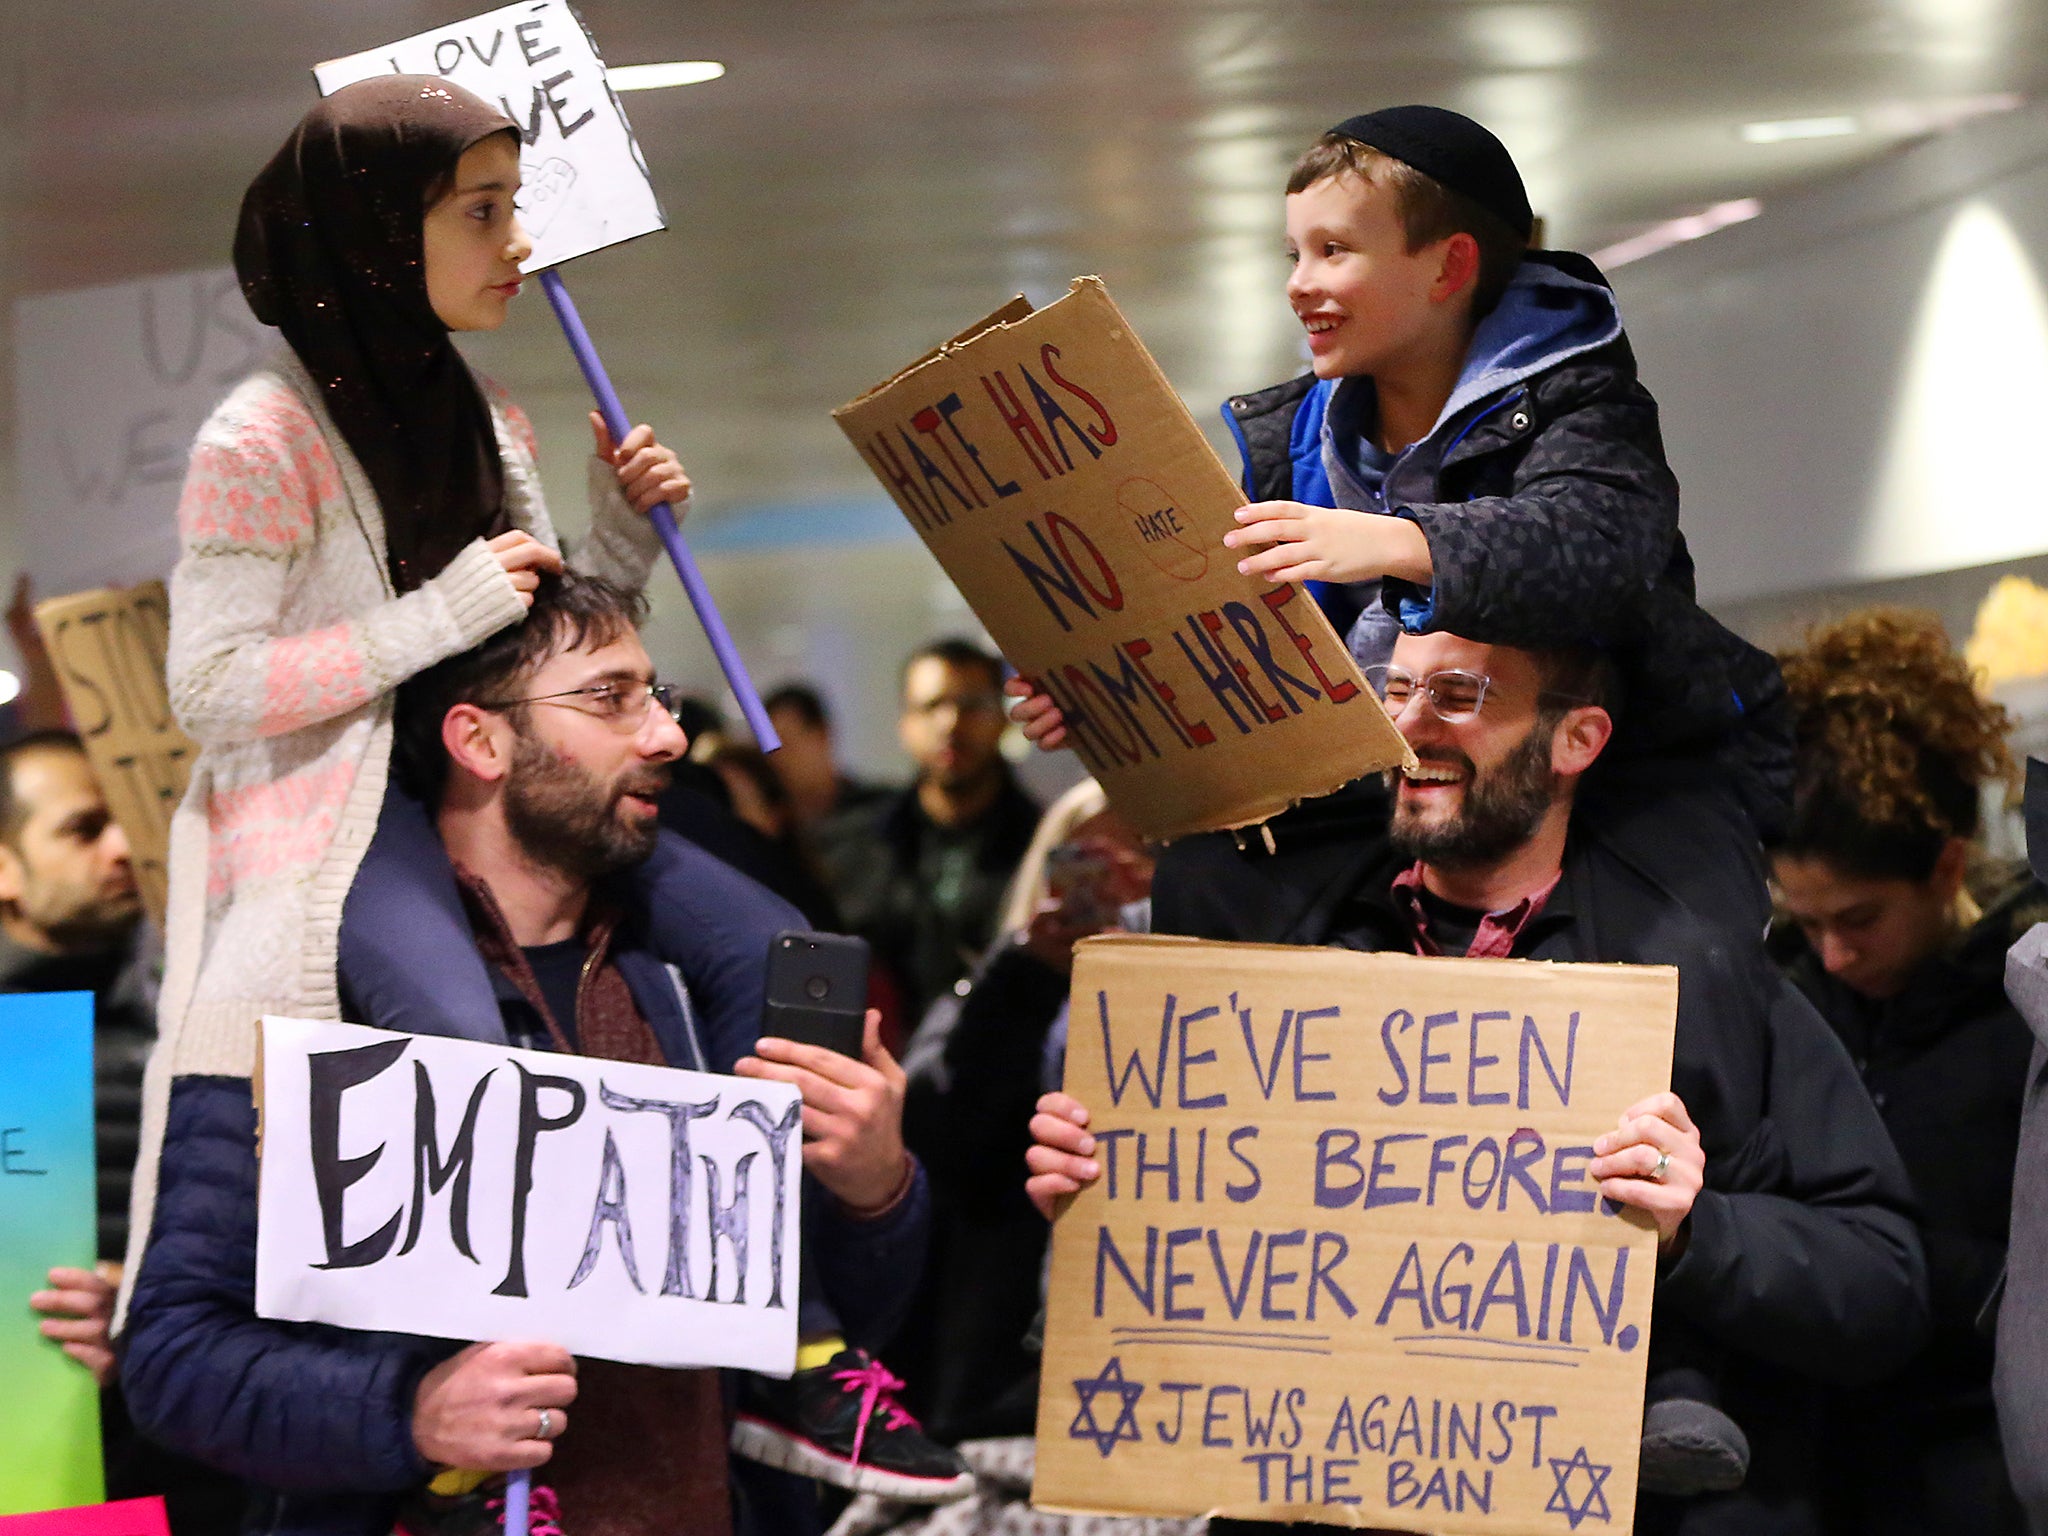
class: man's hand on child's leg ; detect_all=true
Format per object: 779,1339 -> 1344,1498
1026,1090 -> 1100,1219
1004,675 -> 1068,751
1225,501 -> 1434,586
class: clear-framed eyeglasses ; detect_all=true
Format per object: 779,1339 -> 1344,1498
480,678 -> 687,732
1365,664 -> 1592,724
1364,665 -> 1493,722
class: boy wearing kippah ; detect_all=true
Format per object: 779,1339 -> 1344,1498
1009,106 -> 1790,1510
1011,103 -> 1788,934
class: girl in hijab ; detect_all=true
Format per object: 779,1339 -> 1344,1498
121,76 -> 682,1334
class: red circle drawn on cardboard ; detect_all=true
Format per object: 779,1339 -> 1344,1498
1117,476 -> 1208,582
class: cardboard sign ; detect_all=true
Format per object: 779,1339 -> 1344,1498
14,269 -> 264,595
315,1 -> 664,273
34,583 -> 195,928
255,1018 -> 803,1374
1034,936 -> 1677,1534
834,278 -> 1410,842
0,994 -> 104,1515
0,1501 -> 168,1536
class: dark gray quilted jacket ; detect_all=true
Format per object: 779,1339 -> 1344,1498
1225,251 -> 1792,833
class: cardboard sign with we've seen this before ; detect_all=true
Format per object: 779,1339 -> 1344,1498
255,1018 -> 803,1375
834,278 -> 1411,843
1034,935 -> 1678,1534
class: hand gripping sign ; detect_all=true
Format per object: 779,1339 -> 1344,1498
836,279 -> 1413,843
255,1018 -> 804,1376
1034,936 -> 1678,1534
0,995 -> 103,1515
316,3 -> 779,749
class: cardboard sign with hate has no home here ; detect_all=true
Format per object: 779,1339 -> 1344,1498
834,279 -> 1410,842
1034,936 -> 1677,1535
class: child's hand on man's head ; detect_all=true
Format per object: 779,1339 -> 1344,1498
1224,501 -> 1434,587
1003,675 -> 1068,752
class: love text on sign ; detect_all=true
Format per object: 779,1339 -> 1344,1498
316,0 -> 663,272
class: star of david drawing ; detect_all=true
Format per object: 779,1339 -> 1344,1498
1069,1356 -> 1144,1458
1545,1444 -> 1613,1530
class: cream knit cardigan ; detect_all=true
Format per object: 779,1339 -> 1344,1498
122,353 -> 661,1314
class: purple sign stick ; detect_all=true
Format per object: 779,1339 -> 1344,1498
504,1468 -> 530,1534
538,268 -> 780,752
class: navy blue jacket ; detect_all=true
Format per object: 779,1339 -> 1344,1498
121,791 -> 929,1536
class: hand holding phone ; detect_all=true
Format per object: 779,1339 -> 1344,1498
760,930 -> 869,1057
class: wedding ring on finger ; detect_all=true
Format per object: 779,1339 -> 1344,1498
536,1407 -> 554,1441
1650,1149 -> 1671,1183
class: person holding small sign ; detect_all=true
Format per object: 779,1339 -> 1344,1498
125,75 -> 688,1329
117,74 -> 696,1535
1029,627 -> 1930,1535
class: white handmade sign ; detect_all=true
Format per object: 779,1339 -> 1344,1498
314,1 -> 665,272
255,1018 -> 802,1374
14,269 -> 265,594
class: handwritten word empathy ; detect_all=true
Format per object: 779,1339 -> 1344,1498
304,1035 -> 798,1305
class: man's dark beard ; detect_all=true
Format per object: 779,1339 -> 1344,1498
502,728 -> 669,881
1389,720 -> 1559,871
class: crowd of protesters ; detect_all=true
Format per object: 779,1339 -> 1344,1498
7,75 -> 2048,1536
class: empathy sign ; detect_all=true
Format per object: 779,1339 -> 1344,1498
315,0 -> 664,272
835,279 -> 1411,842
34,582 -> 195,928
1035,937 -> 1677,1534
0,994 -> 103,1515
256,1019 -> 802,1374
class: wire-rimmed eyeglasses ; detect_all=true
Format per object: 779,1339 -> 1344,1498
479,678 -> 687,732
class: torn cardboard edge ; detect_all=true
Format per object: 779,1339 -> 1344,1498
834,291 -> 1046,418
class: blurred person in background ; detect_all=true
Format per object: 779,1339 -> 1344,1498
764,683 -> 889,832
818,640 -> 1038,1038
651,695 -> 842,929
0,731 -> 241,1533
892,780 -> 1153,1445
1769,608 -> 2033,1535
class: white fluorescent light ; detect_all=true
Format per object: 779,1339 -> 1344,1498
1741,115 -> 1859,144
1592,198 -> 1763,270
0,670 -> 19,707
609,61 -> 725,91
1865,94 -> 2024,135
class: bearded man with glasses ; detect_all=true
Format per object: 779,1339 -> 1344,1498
1031,627 -> 1930,1535
120,573 -> 943,1536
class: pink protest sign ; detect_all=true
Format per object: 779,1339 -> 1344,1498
0,1499 -> 170,1536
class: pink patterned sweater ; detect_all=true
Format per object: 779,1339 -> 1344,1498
122,353 -> 661,1302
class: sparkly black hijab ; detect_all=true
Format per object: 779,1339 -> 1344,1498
235,76 -> 519,592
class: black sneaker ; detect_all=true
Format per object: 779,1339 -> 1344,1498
1639,1397 -> 1750,1497
394,1477 -> 565,1536
731,1348 -> 974,1503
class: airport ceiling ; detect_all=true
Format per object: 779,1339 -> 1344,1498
9,0 -> 2048,514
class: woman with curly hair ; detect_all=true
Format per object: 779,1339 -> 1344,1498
1772,607 -> 2035,1534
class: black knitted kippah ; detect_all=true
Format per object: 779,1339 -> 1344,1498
1326,105 -> 1533,240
